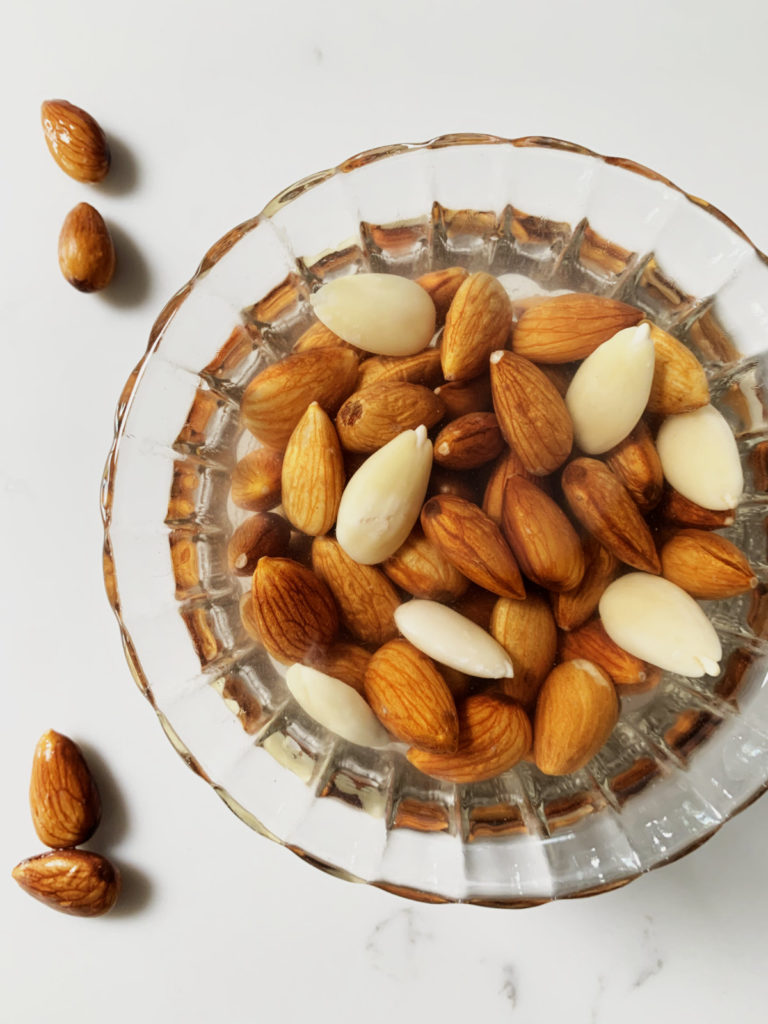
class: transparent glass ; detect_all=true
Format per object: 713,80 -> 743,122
102,134 -> 768,906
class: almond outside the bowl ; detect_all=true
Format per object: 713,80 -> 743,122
512,293 -> 643,364
251,557 -> 339,664
12,850 -> 120,917
41,99 -> 111,183
29,731 -> 101,849
660,529 -> 757,599
441,272 -> 513,381
58,203 -> 115,293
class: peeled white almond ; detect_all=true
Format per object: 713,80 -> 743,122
599,573 -> 722,678
565,322 -> 655,454
336,426 -> 433,565
394,600 -> 514,679
310,273 -> 436,356
285,663 -> 391,748
656,404 -> 743,510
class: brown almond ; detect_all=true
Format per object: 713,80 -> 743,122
364,640 -> 459,752
29,731 -> 101,849
647,323 -> 710,415
434,374 -> 493,418
227,512 -> 291,576
433,412 -> 504,470
305,641 -> 372,693
335,381 -> 445,453
660,528 -> 757,599
356,348 -> 444,390
41,99 -> 110,182
482,447 -> 539,524
559,619 -> 653,686
539,363 -> 577,397
239,592 -> 262,641
311,536 -> 400,646
230,447 -> 283,511
603,420 -> 664,512
551,537 -> 620,631
241,348 -> 359,450
292,320 -> 360,356
58,203 -> 115,292
491,595 -> 557,711
512,293 -> 643,364
416,266 -> 469,323
658,485 -> 736,530
407,693 -> 531,782
12,850 -> 120,917
501,477 -> 585,592
534,660 -> 619,775
282,402 -> 345,535
489,350 -> 573,475
428,465 -> 482,503
251,557 -> 339,663
421,494 -> 526,599
383,525 -> 469,602
562,458 -> 661,574
442,272 -> 513,381
451,585 -> 498,632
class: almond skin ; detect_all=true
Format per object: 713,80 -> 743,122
428,465 -> 481,504
282,402 -> 345,535
482,447 -> 538,524
534,660 -> 619,776
512,293 -> 643,363
559,619 -> 654,686
490,350 -> 573,475
305,642 -> 372,694
603,420 -> 664,512
58,203 -> 115,292
442,272 -> 513,381
292,320 -> 360,356
551,537 -> 620,631
434,374 -> 493,419
29,731 -> 101,849
501,477 -> 585,592
336,381 -> 445,453
657,486 -> 736,530
660,529 -> 757,599
407,693 -> 531,782
12,850 -> 120,917
356,348 -> 444,390
416,266 -> 469,324
230,447 -> 283,511
433,412 -> 504,470
41,99 -> 110,182
421,494 -> 526,599
647,323 -> 710,415
227,512 -> 291,576
364,639 -> 459,752
491,594 -> 557,711
251,557 -> 339,664
562,458 -> 661,574
383,524 -> 469,602
451,585 -> 498,632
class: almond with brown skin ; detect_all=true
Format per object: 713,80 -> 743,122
416,266 -> 469,323
489,350 -> 573,474
442,272 -> 513,381
433,412 -> 504,470
421,494 -> 526,599
29,731 -> 101,848
491,594 -> 557,711
647,323 -> 710,415
305,641 -> 372,693
512,293 -> 643,364
551,537 -> 620,631
227,512 -> 291,576
482,447 -> 539,524
241,348 -> 359,450
336,381 -> 445,453
539,363 -> 577,398
292,320 -> 360,356
364,639 -> 459,752
356,348 -> 444,390
562,458 -> 661,574
239,592 -> 261,641
58,203 -> 115,292
559,619 -> 654,686
41,99 -> 110,182
660,529 -> 757,599
657,486 -> 736,530
501,477 -> 585,592
230,447 -> 283,511
407,693 -> 531,782
434,374 -> 493,418
534,660 -> 619,776
311,536 -> 400,646
428,465 -> 481,503
451,585 -> 498,632
12,850 -> 120,917
383,524 -> 469,602
603,420 -> 664,512
282,402 -> 345,535
251,557 -> 338,663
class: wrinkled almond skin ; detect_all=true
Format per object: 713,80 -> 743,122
433,412 -> 504,470
241,348 -> 359,450
512,293 -> 643,364
12,850 -> 120,917
434,374 -> 493,419
383,525 -> 469,602
364,639 -> 459,752
491,594 -> 557,711
657,486 -> 736,530
41,99 -> 110,182
311,536 -> 400,646
559,619 -> 654,686
251,557 -> 339,664
482,447 -> 539,524
551,537 -> 620,631
451,585 -> 498,632
647,323 -> 710,415
490,350 -> 573,475
603,421 -> 664,512
660,529 -> 757,599
501,477 -> 585,592
356,348 -> 444,390
442,272 -> 513,381
421,494 -> 526,599
58,203 -> 115,292
230,447 -> 283,511
562,458 -> 661,574
29,731 -> 101,848
428,465 -> 481,504
336,381 -> 445,453
416,266 -> 469,324
305,641 -> 372,694
292,320 -> 360,356
282,402 -> 345,535
227,512 -> 291,576
407,693 -> 531,783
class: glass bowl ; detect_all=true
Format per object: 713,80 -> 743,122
101,134 -> 768,906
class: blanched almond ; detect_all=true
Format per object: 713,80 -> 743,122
285,663 -> 390,747
394,600 -> 514,679
656,404 -> 743,511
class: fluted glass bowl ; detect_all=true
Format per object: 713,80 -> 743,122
102,134 -> 768,906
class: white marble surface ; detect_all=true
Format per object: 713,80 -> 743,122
2,1 -> 768,1020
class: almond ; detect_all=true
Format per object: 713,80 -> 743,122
660,528 -> 757,599
657,485 -> 736,530
41,99 -> 110,182
428,465 -> 481,503
29,731 -> 101,849
421,494 -> 525,599
305,641 -> 372,693
58,203 -> 115,292
656,404 -> 744,511
251,557 -> 338,664
512,293 -> 643,364
383,524 -> 469,602
336,381 -> 445,453
551,537 -> 619,631
227,512 -> 291,575
241,348 -> 359,450
285,663 -> 389,747
481,447 -> 538,524
394,600 -> 514,679
434,374 -> 493,418
364,639 -> 459,752
559,619 -> 654,686
433,412 -> 504,470
356,348 -> 444,390
441,272 -> 513,380
230,447 -> 283,511
534,660 -> 619,776
12,850 -> 120,917
292,320 -> 360,356
451,585 -> 498,632
311,536 -> 400,646
490,594 -> 557,710
562,458 -> 661,574
407,693 -> 531,783
501,477 -> 585,592
281,402 -> 345,535
603,420 -> 664,512
239,592 -> 262,641
489,350 -> 573,475
416,266 -> 469,323
647,323 -> 710,415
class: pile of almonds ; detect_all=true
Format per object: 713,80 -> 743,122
230,267 -> 754,783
